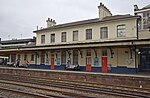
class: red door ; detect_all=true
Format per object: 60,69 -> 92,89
86,57 -> 92,71
102,56 -> 108,72
51,54 -> 54,70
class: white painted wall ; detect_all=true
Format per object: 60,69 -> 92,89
36,18 -> 137,46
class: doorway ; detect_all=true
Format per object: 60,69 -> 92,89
101,49 -> 108,72
51,54 -> 55,70
86,49 -> 92,71
140,49 -> 150,72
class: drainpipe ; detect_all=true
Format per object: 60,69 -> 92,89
135,17 -> 140,72
136,18 -> 139,39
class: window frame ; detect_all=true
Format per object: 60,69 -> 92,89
41,35 -> 45,44
31,54 -> 34,61
117,24 -> 126,37
41,52 -> 45,64
18,54 -> 20,60
61,32 -> 67,42
143,11 -> 150,29
102,49 -> 107,56
73,50 -> 78,65
86,29 -> 92,40
24,53 -> 27,60
73,30 -> 78,41
61,50 -> 66,65
50,33 -> 55,43
11,54 -> 16,62
86,49 -> 91,56
100,27 -> 108,39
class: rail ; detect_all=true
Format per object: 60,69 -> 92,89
0,73 -> 149,98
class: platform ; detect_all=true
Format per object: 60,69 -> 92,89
0,67 -> 149,91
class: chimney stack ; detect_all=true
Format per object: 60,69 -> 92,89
98,2 -> 112,19
46,18 -> 56,27
134,5 -> 139,11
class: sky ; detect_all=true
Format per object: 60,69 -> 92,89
0,0 -> 149,41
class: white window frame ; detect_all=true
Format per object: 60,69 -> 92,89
41,35 -> 45,44
50,34 -> 55,43
117,24 -> 126,37
143,11 -> 150,29
61,51 -> 66,65
31,54 -> 34,61
61,32 -> 66,42
100,27 -> 108,39
86,29 -> 92,40
73,30 -> 78,41
41,52 -> 45,64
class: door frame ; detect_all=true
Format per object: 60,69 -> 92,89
51,54 -> 55,70
102,56 -> 108,72
86,56 -> 92,71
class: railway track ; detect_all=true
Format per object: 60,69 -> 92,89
0,80 -> 101,98
0,73 -> 149,98
0,86 -> 52,98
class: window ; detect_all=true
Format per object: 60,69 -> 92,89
138,19 -> 142,30
117,24 -> 126,37
100,27 -> 108,39
41,52 -> 45,64
73,31 -> 78,41
143,11 -> 150,29
11,54 -> 16,62
86,49 -> 91,65
17,54 -> 20,60
41,35 -> 45,44
86,49 -> 91,56
51,34 -> 55,43
61,51 -> 66,65
24,53 -> 27,60
86,29 -> 92,40
73,50 -> 78,65
102,49 -> 107,56
61,32 -> 66,42
31,54 -> 34,61
56,53 -> 60,65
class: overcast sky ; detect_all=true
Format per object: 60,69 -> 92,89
0,0 -> 149,41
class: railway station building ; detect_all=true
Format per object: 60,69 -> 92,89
0,3 -> 150,73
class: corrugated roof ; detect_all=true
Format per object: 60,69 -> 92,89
1,38 -> 35,44
34,14 -> 140,33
